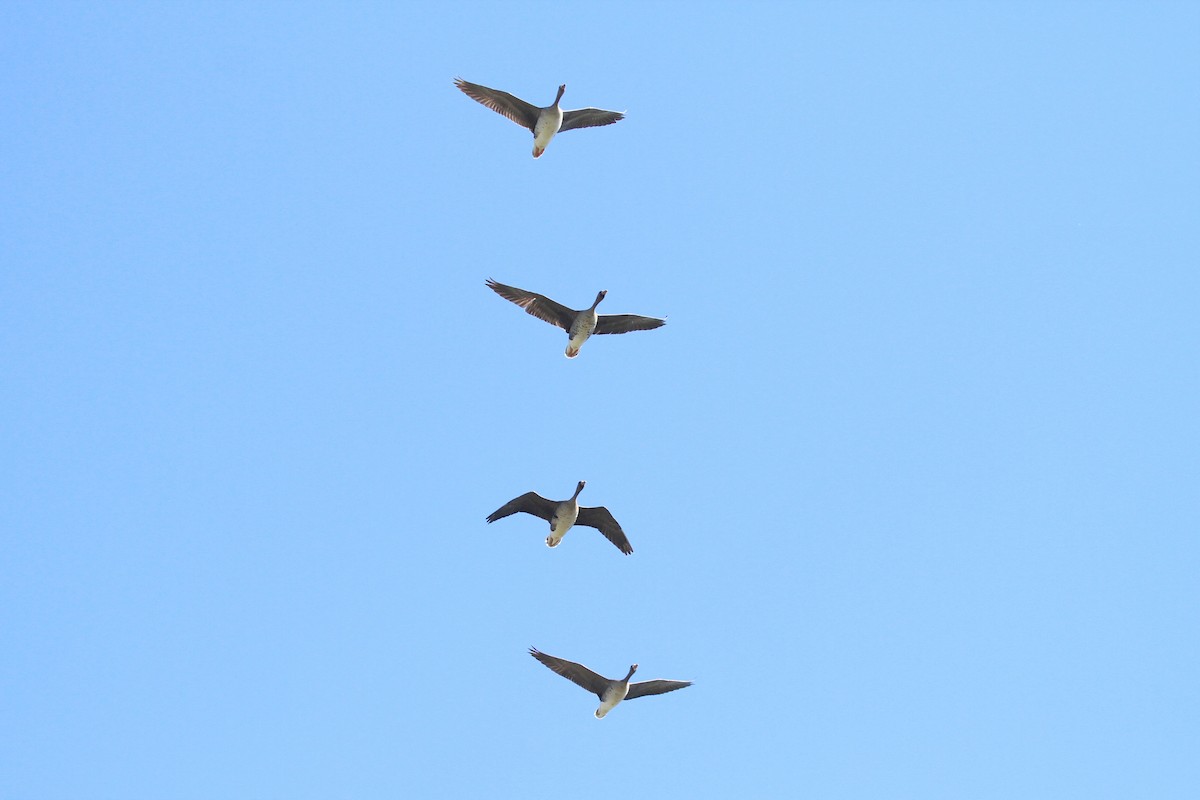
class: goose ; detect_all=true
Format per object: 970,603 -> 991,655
454,78 -> 625,158
529,648 -> 692,719
486,480 -> 632,555
486,278 -> 665,358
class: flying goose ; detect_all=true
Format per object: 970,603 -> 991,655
454,78 -> 625,158
486,278 -> 665,358
487,480 -> 632,555
529,648 -> 693,719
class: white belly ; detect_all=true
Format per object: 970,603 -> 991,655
566,312 -> 597,358
533,108 -> 563,155
547,505 -> 578,547
596,683 -> 629,718
565,331 -> 590,358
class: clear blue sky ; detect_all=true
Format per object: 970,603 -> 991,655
2,2 -> 1197,797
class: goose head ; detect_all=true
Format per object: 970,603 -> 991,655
623,663 -> 638,682
572,480 -> 586,499
590,290 -> 607,310
553,84 -> 566,107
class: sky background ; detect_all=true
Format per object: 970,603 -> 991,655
2,1 -> 1198,797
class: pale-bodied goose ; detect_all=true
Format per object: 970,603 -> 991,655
486,278 -> 665,358
454,79 -> 624,158
486,480 -> 633,555
529,648 -> 692,719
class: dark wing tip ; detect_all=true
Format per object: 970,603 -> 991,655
625,678 -> 694,700
593,313 -> 667,335
485,277 -> 516,299
577,505 -> 633,555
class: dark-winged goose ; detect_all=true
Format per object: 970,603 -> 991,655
486,481 -> 632,555
454,79 -> 625,158
529,648 -> 692,718
485,278 -> 665,358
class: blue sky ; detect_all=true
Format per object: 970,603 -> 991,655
2,1 -> 1198,797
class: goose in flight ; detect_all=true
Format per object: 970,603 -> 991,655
529,648 -> 692,718
454,78 -> 625,157
486,278 -> 665,358
486,481 -> 632,555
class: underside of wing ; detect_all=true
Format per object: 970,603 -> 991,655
530,648 -> 610,698
625,679 -> 693,700
576,506 -> 633,555
455,79 -> 540,131
487,279 -> 576,331
594,313 -> 666,335
560,108 -> 626,132
486,492 -> 556,523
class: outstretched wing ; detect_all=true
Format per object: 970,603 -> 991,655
593,313 -> 666,335
455,79 -> 540,131
530,648 -> 610,699
625,679 -> 693,700
560,108 -> 625,132
486,279 -> 576,331
575,505 -> 633,555
486,492 -> 556,524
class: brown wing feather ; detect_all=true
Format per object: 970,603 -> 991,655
560,108 -> 625,132
486,278 -> 577,331
454,79 -> 540,131
624,679 -> 693,700
575,505 -> 633,555
486,492 -> 556,524
593,314 -> 666,335
529,648 -> 610,698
